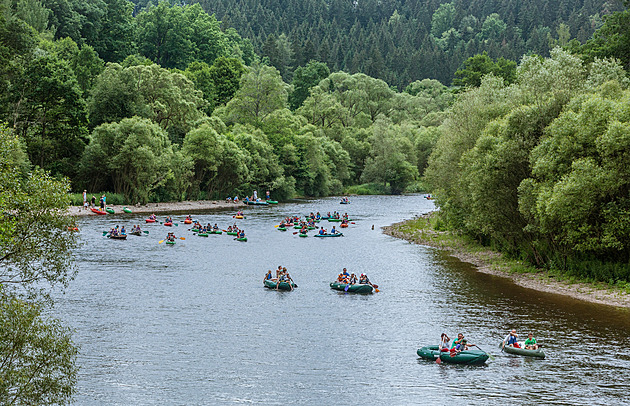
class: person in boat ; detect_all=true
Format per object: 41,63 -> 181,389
330,226 -> 337,234
165,216 -> 172,223
238,230 -> 245,238
319,228 -> 326,235
316,212 -> 321,220
349,273 -> 357,284
524,333 -> 539,350
439,333 -> 451,352
343,213 -> 348,219
264,270 -> 273,281
149,214 -> 156,220
327,212 -> 331,218
213,224 -> 219,231
451,333 -> 474,354
503,330 -> 520,348
120,226 -> 126,235
358,273 -> 370,284
227,225 -> 233,232
166,232 -> 175,242
300,225 -> 308,234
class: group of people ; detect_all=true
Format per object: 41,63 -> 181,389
148,214 -> 157,221
192,222 -> 221,233
108,225 -> 126,236
264,266 -> 294,290
439,333 -> 476,355
318,226 -> 338,235
340,197 -> 350,203
130,225 -> 142,234
225,196 -> 240,203
503,329 -> 539,350
336,268 -> 372,285
165,232 -> 176,242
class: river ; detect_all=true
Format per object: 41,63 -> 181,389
56,194 -> 630,405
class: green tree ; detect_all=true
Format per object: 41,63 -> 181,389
577,9 -> 630,70
289,60 -> 330,110
453,52 -> 517,88
208,56 -> 246,106
92,0 -> 135,62
430,2 -> 456,38
223,64 -> 289,127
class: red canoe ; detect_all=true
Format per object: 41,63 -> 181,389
145,219 -> 156,223
184,219 -> 192,224
164,222 -> 173,227
90,208 -> 107,215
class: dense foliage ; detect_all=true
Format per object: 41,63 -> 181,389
181,0 -> 623,88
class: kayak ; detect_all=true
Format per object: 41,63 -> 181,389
236,237 -> 247,242
307,226 -> 316,230
91,208 -> 107,215
293,225 -> 302,229
145,218 -> 156,223
106,207 -> 115,214
499,343 -> 545,359
329,282 -> 372,293
245,201 -> 269,206
264,279 -> 297,290
328,218 -> 342,222
164,222 -> 173,227
107,234 -> 127,240
227,232 -> 238,236
314,233 -> 343,237
191,228 -> 200,233
184,219 -> 192,224
210,230 -> 222,234
417,346 -> 489,365
123,207 -> 132,213
266,200 -> 278,204
321,216 -> 330,220
299,233 -> 308,237
166,241 -> 176,245
198,233 -> 209,237
278,227 -> 287,231
234,215 -> 245,219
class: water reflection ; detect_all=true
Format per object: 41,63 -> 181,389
55,195 -> 630,405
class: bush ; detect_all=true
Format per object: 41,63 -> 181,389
344,183 -> 390,195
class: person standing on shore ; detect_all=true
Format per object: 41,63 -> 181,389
91,195 -> 96,208
99,195 -> 104,211
83,190 -> 87,210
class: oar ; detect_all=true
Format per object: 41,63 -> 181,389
344,283 -> 351,292
180,237 -> 185,240
371,283 -> 380,293
143,230 -> 149,234
293,232 -> 298,235
158,239 -> 164,244
102,231 -> 107,236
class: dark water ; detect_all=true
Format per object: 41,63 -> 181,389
56,195 -> 630,405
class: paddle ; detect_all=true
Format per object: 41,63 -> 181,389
437,338 -> 446,364
293,232 -> 298,235
344,283 -> 350,292
143,230 -> 149,234
158,239 -> 164,244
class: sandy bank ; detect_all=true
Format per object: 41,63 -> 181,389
68,200 -> 245,216
383,217 -> 630,309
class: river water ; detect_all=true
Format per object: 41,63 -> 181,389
56,195 -> 630,405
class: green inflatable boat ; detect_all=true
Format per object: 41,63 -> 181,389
226,231 -> 238,235
417,346 -> 489,365
329,282 -> 373,293
236,237 -> 247,242
499,343 -> 545,359
123,207 -> 132,213
299,233 -> 308,237
198,233 -> 208,237
278,227 -> 287,231
210,230 -> 222,234
264,279 -> 297,290
105,207 -> 115,214
314,233 -> 343,237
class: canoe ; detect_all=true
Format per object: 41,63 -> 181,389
129,231 -> 142,236
321,216 -> 330,220
278,227 -> 287,231
307,226 -> 316,230
266,200 -> 278,204
329,282 -> 372,293
293,225 -> 302,229
236,237 -> 247,242
91,208 -> 107,215
164,222 -> 173,227
328,218 -> 342,222
210,230 -> 222,234
299,233 -> 308,237
340,201 -> 350,204
234,215 -> 245,219
227,232 -> 238,236
184,219 -> 192,224
166,241 -> 176,245
340,224 -> 348,228
417,346 -> 489,365
314,233 -> 343,237
123,207 -> 132,213
145,218 -> 156,223
105,207 -> 115,214
264,279 -> 297,290
107,234 -> 127,240
198,233 -> 209,237
245,201 -> 269,206
191,228 -> 200,233
499,343 -> 545,359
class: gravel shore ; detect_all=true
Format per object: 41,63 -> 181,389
383,217 -> 630,309
68,200 -> 245,216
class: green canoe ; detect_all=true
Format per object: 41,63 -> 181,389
328,218 -> 342,222
266,200 -> 278,204
123,207 -> 132,213
227,232 -> 238,235
236,237 -> 247,242
314,233 -> 343,237
264,279 -> 297,290
417,346 -> 489,365
105,207 -> 115,214
307,226 -> 316,230
166,241 -> 176,245
499,343 -> 545,359
129,231 -> 142,236
299,233 -> 308,237
191,228 -> 200,233
278,227 -> 287,231
198,233 -> 208,237
329,281 -> 372,293
210,230 -> 222,234
245,201 -> 269,206
294,225 -> 302,229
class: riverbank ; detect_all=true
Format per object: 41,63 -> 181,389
383,213 -> 630,309
68,200 -> 245,216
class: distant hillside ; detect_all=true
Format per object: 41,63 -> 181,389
147,0 -> 621,88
